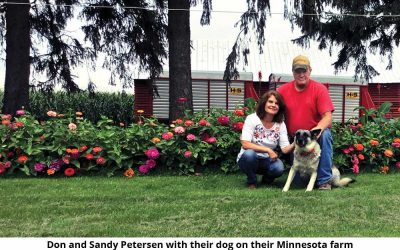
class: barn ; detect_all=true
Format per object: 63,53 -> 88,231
134,40 -> 400,121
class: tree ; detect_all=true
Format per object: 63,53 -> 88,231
167,0 -> 193,121
2,0 -> 30,115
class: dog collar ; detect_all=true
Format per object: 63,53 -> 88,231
299,149 -> 315,157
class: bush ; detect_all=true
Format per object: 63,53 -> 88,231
332,102 -> 400,174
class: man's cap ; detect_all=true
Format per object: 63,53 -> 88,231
292,55 -> 310,71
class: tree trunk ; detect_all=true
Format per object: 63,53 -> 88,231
168,0 -> 193,121
2,0 -> 31,115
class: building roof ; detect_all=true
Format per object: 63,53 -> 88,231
191,40 -> 400,84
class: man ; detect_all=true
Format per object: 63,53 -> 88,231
277,55 -> 334,190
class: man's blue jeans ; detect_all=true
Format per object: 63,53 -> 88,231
237,149 -> 284,185
292,128 -> 333,186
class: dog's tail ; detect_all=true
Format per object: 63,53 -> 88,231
331,167 -> 356,187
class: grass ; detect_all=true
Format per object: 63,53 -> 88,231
1,173 -> 399,237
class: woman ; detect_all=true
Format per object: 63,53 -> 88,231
237,90 -> 294,189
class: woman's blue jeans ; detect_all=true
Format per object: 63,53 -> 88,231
237,149 -> 284,185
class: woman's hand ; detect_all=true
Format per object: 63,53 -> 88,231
268,149 -> 278,161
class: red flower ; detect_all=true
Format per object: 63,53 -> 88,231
232,121 -> 244,131
0,165 -> 5,174
85,154 -> 94,160
198,119 -> 208,126
96,157 -> 106,165
233,109 -> 245,116
217,115 -> 230,126
64,168 -> 75,177
177,97 -> 188,103
17,155 -> 28,164
80,145 -> 88,152
92,146 -> 103,154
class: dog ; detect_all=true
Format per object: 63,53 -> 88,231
282,129 -> 354,192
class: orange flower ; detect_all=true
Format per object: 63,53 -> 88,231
17,155 -> 29,164
2,120 -> 10,125
357,154 -> 365,160
353,143 -> 364,151
124,168 -> 135,178
384,149 -> 393,158
47,169 -> 56,175
380,166 -> 390,174
85,154 -> 94,160
370,139 -> 379,146
70,148 -> 79,154
394,138 -> 400,143
151,137 -> 161,144
80,145 -> 88,152
57,114 -> 65,117
75,111 -> 83,116
66,148 -> 72,154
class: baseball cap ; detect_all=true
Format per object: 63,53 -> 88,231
292,55 -> 310,71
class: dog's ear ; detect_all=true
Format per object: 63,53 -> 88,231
310,129 -> 322,139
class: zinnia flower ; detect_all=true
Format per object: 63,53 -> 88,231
145,159 -> 156,169
370,139 -> 379,146
137,109 -> 144,114
75,111 -> 83,116
138,164 -> 150,174
184,151 -> 192,158
394,138 -> 400,143
92,146 -> 103,154
145,148 -> 160,159
49,159 -> 63,171
206,137 -> 217,144
184,120 -> 194,126
17,155 -> 28,164
352,164 -> 359,174
47,110 -> 57,117
177,97 -> 188,103
380,166 -> 390,174
217,115 -> 230,126
233,109 -> 245,116
174,126 -> 185,134
384,149 -> 393,158
68,123 -> 77,130
16,110 -> 25,116
34,163 -> 47,172
151,137 -> 161,144
162,132 -> 174,140
1,120 -> 10,125
353,144 -> 364,151
173,118 -> 183,124
1,114 -> 12,120
342,148 -> 351,154
47,169 -> 56,175
64,168 -> 75,177
232,121 -> 244,131
85,154 -> 94,160
357,154 -> 365,160
0,165 -> 5,174
4,161 -> 11,169
392,142 -> 400,148
186,134 -> 196,141
396,162 -> 400,169
198,119 -> 208,126
124,168 -> 135,178
96,157 -> 106,165
80,145 -> 88,152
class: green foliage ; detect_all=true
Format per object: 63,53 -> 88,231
21,91 -> 135,124
332,102 -> 400,174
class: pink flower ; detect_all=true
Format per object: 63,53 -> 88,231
206,137 -> 217,144
0,165 -> 5,174
186,134 -> 196,141
352,164 -> 359,174
184,151 -> 192,158
138,164 -> 150,174
177,97 -> 188,103
1,114 -> 12,120
351,154 -> 359,165
16,110 -> 25,116
201,132 -> 210,141
162,132 -> 174,140
343,148 -> 351,154
145,147 -> 160,159
395,161 -> 400,169
47,110 -> 57,117
198,119 -> 208,126
146,159 -> 156,169
174,126 -> 185,134
68,123 -> 77,130
217,115 -> 230,126
391,142 -> 400,148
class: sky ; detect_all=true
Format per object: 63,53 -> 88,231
0,1 -> 305,92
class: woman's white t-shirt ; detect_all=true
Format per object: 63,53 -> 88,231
237,113 -> 290,162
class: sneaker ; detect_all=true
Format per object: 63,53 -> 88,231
248,184 -> 257,189
261,175 -> 274,185
318,183 -> 331,190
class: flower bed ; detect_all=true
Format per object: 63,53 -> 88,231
1,101 -> 398,177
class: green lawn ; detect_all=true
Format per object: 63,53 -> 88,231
0,173 -> 399,237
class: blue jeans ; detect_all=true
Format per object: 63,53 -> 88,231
291,128 -> 333,186
238,149 -> 284,185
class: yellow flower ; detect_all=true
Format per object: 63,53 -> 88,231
137,110 -> 144,114
151,137 -> 161,144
